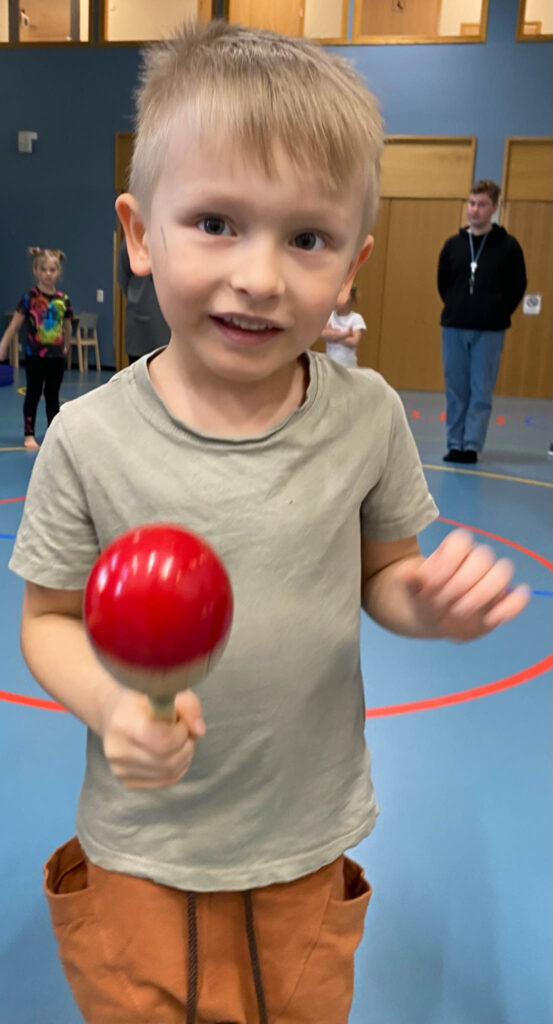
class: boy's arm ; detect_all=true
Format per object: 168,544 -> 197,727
361,529 -> 529,641
21,581 -> 206,788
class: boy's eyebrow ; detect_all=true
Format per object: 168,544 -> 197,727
174,188 -> 353,224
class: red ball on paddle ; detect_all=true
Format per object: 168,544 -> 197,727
84,524 -> 233,721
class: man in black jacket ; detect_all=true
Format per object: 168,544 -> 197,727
437,179 -> 526,463
117,238 -> 170,363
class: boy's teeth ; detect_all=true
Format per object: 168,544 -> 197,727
221,315 -> 274,331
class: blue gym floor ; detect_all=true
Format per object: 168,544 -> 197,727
1,367 -> 551,1024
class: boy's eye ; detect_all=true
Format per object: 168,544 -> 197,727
197,217 -> 232,236
293,231 -> 325,252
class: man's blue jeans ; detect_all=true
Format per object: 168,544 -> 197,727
441,327 -> 505,453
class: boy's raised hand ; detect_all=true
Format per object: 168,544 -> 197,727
401,529 -> 530,641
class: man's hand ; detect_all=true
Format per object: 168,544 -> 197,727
400,529 -> 530,641
100,687 -> 206,790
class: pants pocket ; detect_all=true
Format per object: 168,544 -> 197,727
277,856 -> 372,1024
44,837 -> 142,1024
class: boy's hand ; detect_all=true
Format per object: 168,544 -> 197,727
401,529 -> 530,641
100,687 -> 206,789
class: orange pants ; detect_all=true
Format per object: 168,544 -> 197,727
45,837 -> 372,1024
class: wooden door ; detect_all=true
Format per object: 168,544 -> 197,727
315,138 -> 474,384
228,0 -> 304,35
356,0 -> 441,38
361,137 -> 475,388
354,199 -> 391,370
496,138 -> 553,398
377,199 -> 465,389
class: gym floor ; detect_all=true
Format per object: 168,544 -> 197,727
1,366 -> 551,1024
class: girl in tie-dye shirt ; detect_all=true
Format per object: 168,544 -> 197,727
0,247 -> 73,449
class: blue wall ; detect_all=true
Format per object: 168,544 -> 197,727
0,0 -> 551,365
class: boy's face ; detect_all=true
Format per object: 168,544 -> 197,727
119,128 -> 372,386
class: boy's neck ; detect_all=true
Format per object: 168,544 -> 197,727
148,346 -> 309,439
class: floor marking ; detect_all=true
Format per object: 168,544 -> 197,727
437,516 -> 553,572
0,690 -> 66,712
423,464 -> 553,488
365,654 -> 552,717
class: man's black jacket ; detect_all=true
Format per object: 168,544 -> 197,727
438,224 -> 527,330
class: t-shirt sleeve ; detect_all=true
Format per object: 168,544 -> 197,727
15,294 -> 29,314
63,294 -> 74,319
9,412 -> 100,589
350,313 -> 366,330
360,387 -> 438,541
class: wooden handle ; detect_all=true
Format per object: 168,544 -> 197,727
148,695 -> 177,723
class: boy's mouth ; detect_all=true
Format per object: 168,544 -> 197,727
210,313 -> 284,345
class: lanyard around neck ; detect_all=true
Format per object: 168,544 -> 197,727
468,231 -> 488,294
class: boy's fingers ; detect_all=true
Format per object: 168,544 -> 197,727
416,529 -> 474,591
447,557 -> 513,618
481,585 -> 531,631
432,547 -> 504,610
174,689 -> 206,737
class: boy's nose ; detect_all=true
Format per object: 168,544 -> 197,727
229,239 -> 285,301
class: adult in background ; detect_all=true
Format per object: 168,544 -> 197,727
437,179 -> 526,463
117,237 -> 170,363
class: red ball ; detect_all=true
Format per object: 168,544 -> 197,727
84,524 -> 233,671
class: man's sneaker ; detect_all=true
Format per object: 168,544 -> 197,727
443,449 -> 466,462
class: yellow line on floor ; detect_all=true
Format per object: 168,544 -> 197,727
422,464 -> 553,488
0,447 -> 27,452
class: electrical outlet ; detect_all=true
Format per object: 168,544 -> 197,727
96,289 -> 104,302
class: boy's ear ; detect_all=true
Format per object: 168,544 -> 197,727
336,234 -> 374,306
115,193 -> 152,277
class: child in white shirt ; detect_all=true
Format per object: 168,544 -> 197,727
322,285 -> 366,367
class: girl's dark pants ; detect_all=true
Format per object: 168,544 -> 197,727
24,356 -> 65,436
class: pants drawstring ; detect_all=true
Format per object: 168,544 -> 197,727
185,889 -> 268,1024
243,891 -> 268,1024
186,892 -> 199,1024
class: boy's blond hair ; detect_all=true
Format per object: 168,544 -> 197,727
130,20 -> 384,234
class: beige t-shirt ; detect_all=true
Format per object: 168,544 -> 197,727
10,350 -> 438,891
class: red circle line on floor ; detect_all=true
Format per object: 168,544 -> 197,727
0,515 -> 550,717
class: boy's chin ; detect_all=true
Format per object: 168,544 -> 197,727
209,349 -> 304,385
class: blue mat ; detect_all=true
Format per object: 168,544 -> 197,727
0,364 -> 14,386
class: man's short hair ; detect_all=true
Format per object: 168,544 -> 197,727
471,179 -> 501,204
130,19 -> 384,234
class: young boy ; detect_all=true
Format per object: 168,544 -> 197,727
11,21 -> 529,1024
